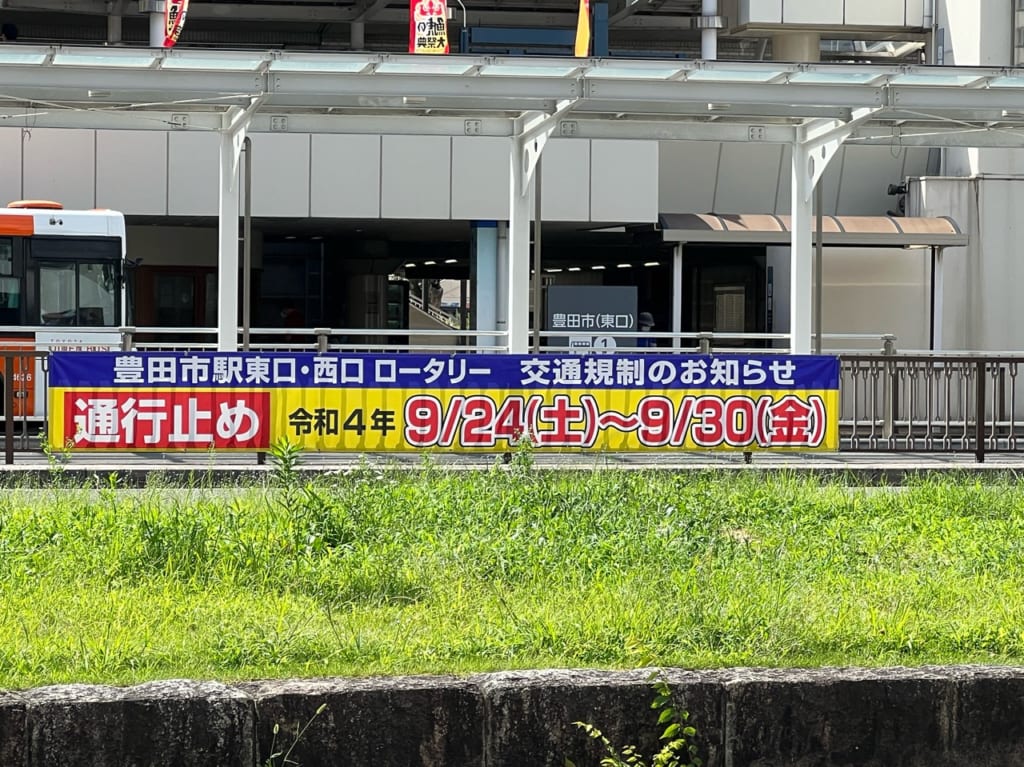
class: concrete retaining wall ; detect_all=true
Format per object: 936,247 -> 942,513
4,667 -> 1024,766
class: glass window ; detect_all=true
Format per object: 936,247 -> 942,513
78,262 -> 116,326
0,239 -> 11,276
38,261 -> 118,326
39,263 -> 76,325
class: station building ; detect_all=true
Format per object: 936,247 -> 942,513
0,0 -> 1018,355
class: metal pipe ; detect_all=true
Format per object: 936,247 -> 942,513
107,5 -> 123,45
924,0 -> 938,65
814,180 -> 823,354
701,0 -> 717,61
531,157 -> 543,353
149,9 -> 164,48
350,21 -> 365,51
242,136 -> 252,351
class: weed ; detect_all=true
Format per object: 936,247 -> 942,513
567,677 -> 702,767
263,702 -> 328,767
268,437 -> 304,488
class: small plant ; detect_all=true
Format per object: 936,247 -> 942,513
509,429 -> 536,473
263,703 -> 328,767
268,436 -> 303,488
39,428 -> 75,484
567,678 -> 702,767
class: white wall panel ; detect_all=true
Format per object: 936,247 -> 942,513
738,0 -> 782,24
714,143 -> 783,213
167,132 -> 219,216
590,140 -> 658,222
451,137 -> 509,220
0,129 -> 22,205
541,139 -> 590,221
381,135 -> 451,219
905,0 -> 925,26
783,0 -> 843,24
835,146 -> 904,215
310,134 -> 381,218
23,129 -> 94,210
845,0 -> 906,26
658,141 -> 720,214
96,131 -> 167,215
250,133 -> 310,217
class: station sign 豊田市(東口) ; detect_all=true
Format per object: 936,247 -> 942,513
47,352 -> 840,452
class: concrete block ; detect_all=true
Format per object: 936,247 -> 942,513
723,667 -> 954,766
24,680 -> 255,767
0,692 -> 27,766
947,665 -> 1024,765
243,676 -> 483,767
478,669 -> 723,767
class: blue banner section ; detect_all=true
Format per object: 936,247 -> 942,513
49,352 -> 839,391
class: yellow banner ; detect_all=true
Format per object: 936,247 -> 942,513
269,388 -> 839,452
574,0 -> 591,57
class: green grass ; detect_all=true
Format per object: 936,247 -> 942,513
1,465 -> 1024,689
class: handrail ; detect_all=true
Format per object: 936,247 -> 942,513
408,293 -> 461,329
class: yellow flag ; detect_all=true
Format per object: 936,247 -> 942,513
574,0 -> 591,57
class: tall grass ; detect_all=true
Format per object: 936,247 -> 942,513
0,468 -> 1022,689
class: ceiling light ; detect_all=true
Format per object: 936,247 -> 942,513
405,263 -> 416,268
592,265 -> 606,271
545,268 -> 563,273
617,263 -> 632,269
644,261 -> 660,267
444,258 -> 458,264
568,267 -> 581,272
424,260 -> 437,266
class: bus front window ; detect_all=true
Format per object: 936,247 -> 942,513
78,262 -> 116,326
39,263 -> 76,325
38,261 -> 117,326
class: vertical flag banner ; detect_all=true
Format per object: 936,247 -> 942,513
163,0 -> 189,48
410,0 -> 450,54
574,0 -> 591,57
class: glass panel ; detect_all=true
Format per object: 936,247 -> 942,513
205,273 -> 218,327
375,61 -> 477,76
591,65 -> 686,80
52,51 -> 157,68
0,50 -> 49,66
155,274 -> 195,327
77,262 -> 117,326
39,264 -> 76,326
0,239 -> 11,276
270,58 -> 372,73
161,54 -> 266,71
480,63 -> 580,77
0,276 -> 20,324
789,71 -> 886,84
685,69 -> 784,83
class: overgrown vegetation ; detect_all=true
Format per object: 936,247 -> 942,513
0,469 -> 1022,689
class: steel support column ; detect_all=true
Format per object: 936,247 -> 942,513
217,100 -> 261,351
507,138 -> 534,354
672,243 -> 683,349
790,143 -> 814,354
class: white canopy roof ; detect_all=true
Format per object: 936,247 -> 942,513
0,46 -> 1023,148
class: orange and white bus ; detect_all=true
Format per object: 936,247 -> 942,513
0,200 -> 129,418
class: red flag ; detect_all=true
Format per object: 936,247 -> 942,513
409,0 -> 450,55
163,0 -> 189,48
